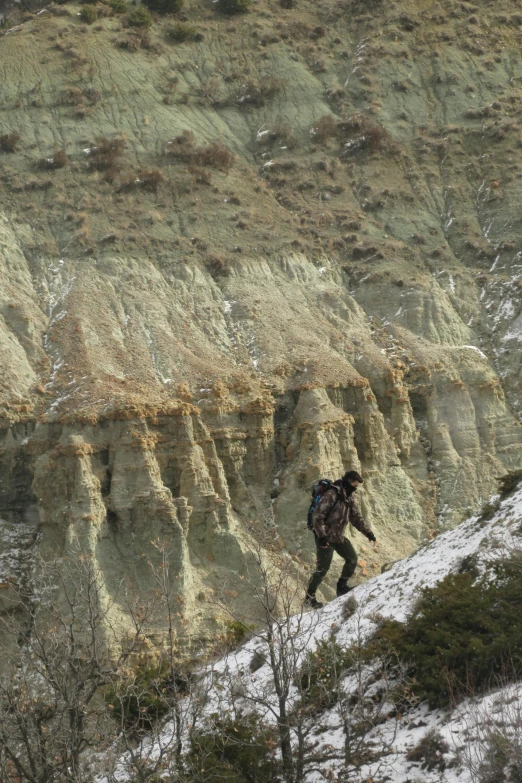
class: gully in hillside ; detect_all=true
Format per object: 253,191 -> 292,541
305,470 -> 377,609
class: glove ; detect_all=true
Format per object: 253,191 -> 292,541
318,537 -> 330,548
367,531 -> 377,543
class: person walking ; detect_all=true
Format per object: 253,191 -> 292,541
305,470 -> 376,609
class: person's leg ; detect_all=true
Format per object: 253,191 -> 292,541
330,537 -> 358,595
306,539 -> 334,596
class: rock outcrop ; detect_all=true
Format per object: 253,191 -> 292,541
1,0 -> 522,644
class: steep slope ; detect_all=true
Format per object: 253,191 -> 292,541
1,0 -> 522,642
204,477 -> 522,782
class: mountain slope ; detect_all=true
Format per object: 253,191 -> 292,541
2,0 -> 522,641
205,476 -> 522,782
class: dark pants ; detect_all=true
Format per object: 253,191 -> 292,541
307,536 -> 358,595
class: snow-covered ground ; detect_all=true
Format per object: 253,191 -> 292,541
200,483 -> 522,782
102,483 -> 522,783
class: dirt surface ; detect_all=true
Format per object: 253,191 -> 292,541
2,0 -> 522,646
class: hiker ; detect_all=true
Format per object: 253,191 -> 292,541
305,470 -> 376,609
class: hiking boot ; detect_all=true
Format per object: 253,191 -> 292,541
304,592 -> 324,609
336,579 -> 352,597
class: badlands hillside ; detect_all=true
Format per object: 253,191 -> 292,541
1,0 -> 522,645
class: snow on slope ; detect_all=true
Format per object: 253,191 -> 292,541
204,484 -> 522,782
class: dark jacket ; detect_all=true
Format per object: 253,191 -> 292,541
312,480 -> 373,544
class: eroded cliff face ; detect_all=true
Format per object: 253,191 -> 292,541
2,0 -> 522,644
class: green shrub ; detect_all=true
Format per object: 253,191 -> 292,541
165,21 -> 199,42
368,563 -> 522,707
127,5 -> 152,27
187,713 -> 279,782
215,0 -> 250,14
109,0 -> 129,12
143,0 -> 183,12
79,4 -> 98,23
224,619 -> 250,646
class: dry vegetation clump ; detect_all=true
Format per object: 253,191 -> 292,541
311,112 -> 395,155
339,115 -> 395,154
0,132 -> 21,153
118,168 -> 165,192
205,253 -> 232,277
87,136 -> 125,170
280,0 -> 296,7
312,113 -> 337,142
38,149 -> 68,169
237,77 -> 283,107
165,131 -> 235,172
258,120 -> 297,149
118,30 -> 162,51
62,85 -> 101,106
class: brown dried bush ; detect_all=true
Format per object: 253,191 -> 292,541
0,132 -> 21,153
88,136 -> 125,170
205,253 -> 231,277
237,77 -> 283,107
188,165 -> 212,185
38,148 -> 68,169
165,132 -> 235,172
312,114 -> 337,142
338,114 -> 395,154
138,168 -> 164,191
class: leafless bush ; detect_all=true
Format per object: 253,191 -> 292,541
205,253 -> 231,277
37,148 -> 68,169
0,132 -> 21,153
88,135 -> 125,170
312,113 -> 337,142
338,113 -> 396,154
452,679 -> 522,783
118,168 -> 165,192
237,76 -> 284,107
165,131 -> 235,172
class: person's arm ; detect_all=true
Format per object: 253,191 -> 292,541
312,489 -> 338,540
348,497 -> 376,541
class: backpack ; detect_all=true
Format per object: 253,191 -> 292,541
307,479 -> 340,530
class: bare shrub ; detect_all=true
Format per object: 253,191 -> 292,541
139,168 -> 164,190
0,132 -> 21,153
188,164 -> 212,185
88,135 -> 125,170
406,729 -> 449,772
237,76 -> 283,107
165,132 -> 235,172
38,148 -> 68,169
312,113 -> 337,142
338,113 -> 396,154
194,141 -> 235,171
205,253 -> 231,277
